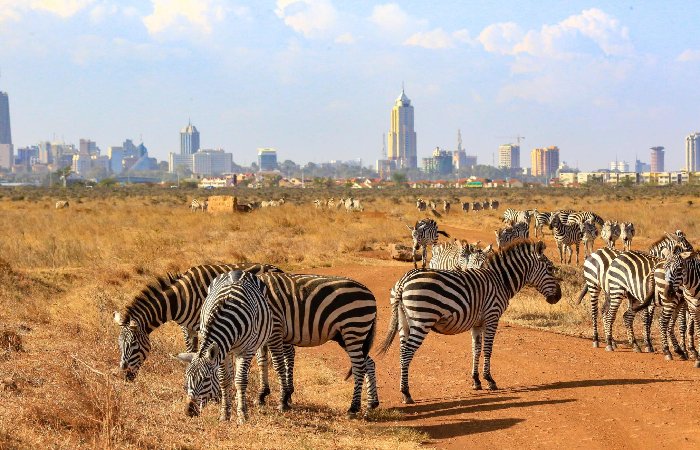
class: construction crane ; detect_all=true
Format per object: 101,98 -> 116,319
497,135 -> 526,146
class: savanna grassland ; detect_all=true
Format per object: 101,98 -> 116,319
1,185 -> 699,449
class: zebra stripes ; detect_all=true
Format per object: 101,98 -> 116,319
495,221 -> 529,249
503,208 -> 533,224
55,200 -> 69,209
580,219 -> 599,258
564,211 -> 605,227
406,218 -> 450,269
443,200 -> 451,215
533,210 -> 551,238
416,199 -> 427,211
601,221 -> 621,249
428,241 -> 493,271
178,271 -> 273,423
549,214 -> 583,265
648,230 -> 692,258
620,222 -> 635,251
190,199 -> 207,212
577,247 -> 620,347
113,263 -> 284,381
378,241 -> 561,402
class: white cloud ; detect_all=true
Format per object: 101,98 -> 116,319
369,3 -> 412,33
677,49 -> 700,62
143,0 -> 228,36
478,22 -> 523,55
335,32 -> 355,44
275,0 -> 338,38
404,28 -> 471,50
0,0 -> 94,22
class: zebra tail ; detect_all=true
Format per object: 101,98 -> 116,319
633,276 -> 656,312
437,230 -> 450,238
576,284 -> 588,305
377,286 -> 407,357
344,315 -> 377,381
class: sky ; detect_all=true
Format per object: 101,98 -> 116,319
1,0 -> 700,170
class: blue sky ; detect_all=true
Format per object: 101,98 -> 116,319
1,1 -> 699,170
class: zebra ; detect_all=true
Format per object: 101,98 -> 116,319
620,222 -> 635,251
490,199 -> 500,210
428,241 -> 492,271
533,210 -> 551,238
406,218 -> 450,269
345,197 -> 364,212
177,271 -> 273,423
326,198 -> 335,209
55,200 -> 69,209
580,218 -> 599,258
190,199 -> 207,212
461,202 -> 470,213
256,272 -> 379,416
601,221 -> 621,249
428,200 -> 437,210
443,200 -> 451,215
416,199 -> 427,212
565,211 -> 605,227
377,241 -> 561,402
313,199 -> 323,209
482,200 -> 490,210
648,230 -> 693,258
549,214 -> 583,265
113,263 -> 284,382
502,208 -> 533,225
494,221 -> 529,249
472,202 -> 483,212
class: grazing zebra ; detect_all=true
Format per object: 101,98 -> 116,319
428,241 -> 492,271
326,198 -> 335,209
461,201 -> 470,213
603,251 -> 659,353
494,222 -> 529,249
502,208 -> 533,225
490,199 -> 500,210
257,272 -> 379,416
190,199 -> 207,212
178,271 -> 273,423
406,218 -> 450,269
549,214 -> 583,265
482,201 -> 491,210
601,221 -> 621,249
533,210 -> 551,238
313,199 -> 323,209
416,199 -> 427,212
55,200 -> 69,209
472,202 -> 483,212
620,222 -> 635,251
428,200 -> 437,210
580,219 -> 599,258
378,241 -> 561,402
113,263 -> 284,382
565,211 -> 605,227
443,200 -> 451,215
345,197 -> 364,212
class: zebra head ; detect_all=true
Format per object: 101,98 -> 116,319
463,244 -> 493,270
178,343 -> 223,417
524,241 -> 562,304
674,230 -> 693,252
113,312 -> 150,382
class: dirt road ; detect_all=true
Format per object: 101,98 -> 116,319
305,264 -> 700,450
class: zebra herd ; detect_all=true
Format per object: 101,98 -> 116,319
313,197 -> 364,211
416,198 -> 499,214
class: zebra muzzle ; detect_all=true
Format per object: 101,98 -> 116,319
185,398 -> 201,417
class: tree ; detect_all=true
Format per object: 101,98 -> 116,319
391,172 -> 408,184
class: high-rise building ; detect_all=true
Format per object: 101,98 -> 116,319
108,146 -> 124,174
79,139 -> 98,156
387,87 -> 417,169
498,144 -> 520,169
531,146 -> 560,178
257,148 -> 278,171
609,160 -> 630,172
180,121 -> 200,155
193,149 -> 233,176
685,133 -> 699,172
422,147 -> 453,175
650,146 -> 664,172
635,159 -> 651,173
0,91 -> 11,146
0,144 -> 12,169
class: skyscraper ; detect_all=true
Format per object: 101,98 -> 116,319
180,121 -> 200,155
387,87 -> 417,169
498,144 -> 520,169
650,146 -> 664,172
257,148 -> 278,171
686,133 -> 700,172
0,91 -> 11,146
531,146 -> 560,178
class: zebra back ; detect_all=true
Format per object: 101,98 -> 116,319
606,251 -> 659,304
648,231 -> 693,258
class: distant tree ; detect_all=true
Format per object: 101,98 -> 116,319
391,172 -> 408,184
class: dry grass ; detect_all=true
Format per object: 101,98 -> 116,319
1,185 -> 698,448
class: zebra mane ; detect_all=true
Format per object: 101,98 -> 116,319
648,234 -> 674,251
487,239 -> 544,264
121,272 -> 183,324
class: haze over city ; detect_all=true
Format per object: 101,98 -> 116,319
1,1 -> 700,169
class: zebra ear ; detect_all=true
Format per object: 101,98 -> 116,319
680,251 -> 693,259
113,311 -> 123,325
484,244 -> 493,252
177,353 -> 195,364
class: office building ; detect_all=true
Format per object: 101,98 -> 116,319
257,148 -> 278,171
650,146 -> 664,172
0,144 -> 12,169
531,146 -> 560,178
72,153 -> 92,176
635,159 -> 651,173
0,91 -> 11,146
193,149 -> 233,176
79,139 -> 98,156
609,160 -> 630,172
169,153 -> 193,173
376,159 -> 396,179
422,147 -> 453,175
180,121 -> 200,155
686,133 -> 699,172
108,146 -> 124,174
387,87 -> 417,169
499,144 -> 520,169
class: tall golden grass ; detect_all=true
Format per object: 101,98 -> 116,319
0,186 -> 697,448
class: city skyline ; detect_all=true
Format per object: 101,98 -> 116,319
1,2 -> 700,169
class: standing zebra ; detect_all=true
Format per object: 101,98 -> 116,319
55,200 -> 69,209
494,221 -> 529,249
482,200 -> 491,210
549,214 -> 583,265
580,218 -> 599,258
565,211 -> 605,227
502,208 -> 533,225
378,241 -> 561,402
178,271 -> 273,423
406,218 -> 450,269
416,199 -> 427,212
113,263 -> 284,382
490,199 -> 500,210
443,200 -> 451,215
472,202 -> 483,212
533,210 -> 551,238
429,241 -> 493,271
461,201 -> 470,213
601,221 -> 621,249
313,199 -> 323,209
257,272 -> 379,416
620,222 -> 635,251
190,199 -> 207,212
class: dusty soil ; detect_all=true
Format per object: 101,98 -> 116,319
304,264 -> 700,450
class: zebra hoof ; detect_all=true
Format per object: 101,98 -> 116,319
278,403 -> 291,412
605,345 -> 614,352
664,354 -> 673,361
487,382 -> 498,391
679,352 -> 689,361
592,341 -> 599,348
257,387 -> 271,406
219,412 -> 231,422
368,400 -> 380,410
401,393 -> 415,404
237,415 -> 248,425
689,351 -> 699,361
632,345 -> 642,353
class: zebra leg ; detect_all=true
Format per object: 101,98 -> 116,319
399,326 -> 427,404
421,246 -> 428,269
218,354 -> 234,421
669,304 -> 687,360
471,327 -> 483,390
412,244 -> 419,269
575,242 -> 580,266
343,339 -> 366,416
659,305 -> 674,360
266,333 -> 291,411
622,305 -> 641,352
234,351 -> 254,424
588,287 -> 601,347
182,327 -> 198,352
255,346 -> 270,406
604,294 -> 623,351
364,356 -> 379,411
643,305 -> 655,353
283,344 -> 296,401
481,321 -> 500,390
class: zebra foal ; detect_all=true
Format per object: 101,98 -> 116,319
406,218 -> 450,269
378,241 -> 561,402
495,221 -> 529,249
549,214 -> 583,265
178,271 -> 272,423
